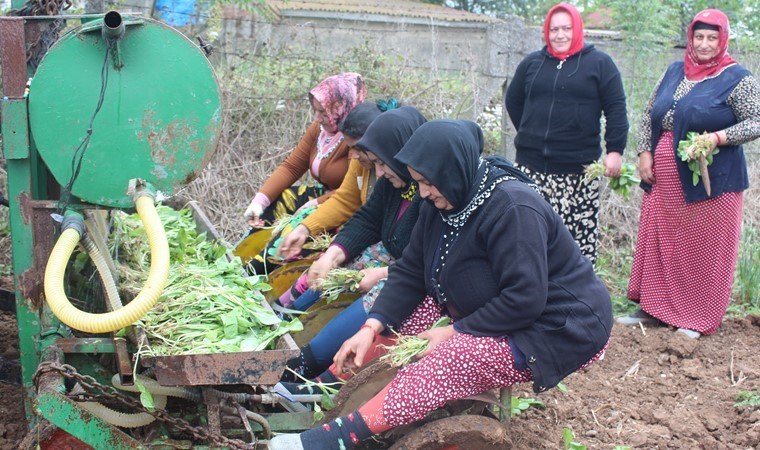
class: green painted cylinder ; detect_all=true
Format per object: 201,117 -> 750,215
28,16 -> 221,208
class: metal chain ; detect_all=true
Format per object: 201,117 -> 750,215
34,362 -> 259,449
8,0 -> 73,69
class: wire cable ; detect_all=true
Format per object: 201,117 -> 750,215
56,40 -> 114,218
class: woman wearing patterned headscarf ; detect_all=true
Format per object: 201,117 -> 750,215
270,120 -> 612,450
240,73 -> 366,274
505,3 -> 629,264
620,10 -> 760,338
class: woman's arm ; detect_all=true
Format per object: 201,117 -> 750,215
330,179 -> 391,261
367,206 -> 431,331
257,121 -> 319,202
300,159 -> 366,235
722,75 -> 760,146
505,57 -> 531,130
598,55 -> 629,156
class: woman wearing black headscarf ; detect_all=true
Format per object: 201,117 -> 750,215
270,120 -> 613,450
278,106 -> 427,381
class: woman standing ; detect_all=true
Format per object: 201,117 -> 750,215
269,120 -> 612,449
505,3 -> 629,264
621,10 -> 760,338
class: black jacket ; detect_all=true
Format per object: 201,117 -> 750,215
369,179 -> 613,393
505,44 -> 629,174
330,179 -> 420,261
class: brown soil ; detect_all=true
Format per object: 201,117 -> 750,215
0,231 -> 758,449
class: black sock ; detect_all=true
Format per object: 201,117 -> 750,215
279,367 -> 340,395
300,411 -> 372,449
281,345 -> 324,382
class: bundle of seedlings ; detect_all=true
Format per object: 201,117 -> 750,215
379,317 -> 451,367
583,161 -> 640,200
109,205 -> 302,356
302,233 -> 333,252
677,131 -> 718,195
318,268 -> 364,302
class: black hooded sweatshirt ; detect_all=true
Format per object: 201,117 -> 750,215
505,44 -> 629,174
330,106 -> 426,260
370,119 -> 612,393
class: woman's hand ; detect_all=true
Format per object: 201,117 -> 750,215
334,320 -> 384,375
638,152 -> 655,185
603,152 -> 622,178
277,224 -> 310,261
418,325 -> 457,357
358,266 -> 388,292
307,246 -> 346,288
243,197 -> 267,228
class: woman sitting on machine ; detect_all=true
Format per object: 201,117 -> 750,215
277,106 -> 427,381
270,119 -> 613,450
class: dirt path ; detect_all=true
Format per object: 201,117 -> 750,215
0,225 -> 757,450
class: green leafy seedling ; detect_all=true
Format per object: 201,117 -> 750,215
511,396 -> 545,416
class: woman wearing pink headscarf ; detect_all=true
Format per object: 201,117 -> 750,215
244,73 -> 367,227
241,73 -> 366,273
505,3 -> 629,265
620,10 -> 760,338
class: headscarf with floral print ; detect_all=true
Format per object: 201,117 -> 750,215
309,73 -> 367,159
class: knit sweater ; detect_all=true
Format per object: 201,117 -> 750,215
330,179 -> 420,261
258,121 -> 351,204
505,44 -> 629,174
369,179 -> 612,393
300,159 -> 374,235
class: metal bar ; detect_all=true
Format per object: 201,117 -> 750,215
499,386 -> 512,424
202,388 -> 223,444
55,338 -> 117,354
113,337 -> 134,386
3,13 -> 145,20
0,19 -> 27,97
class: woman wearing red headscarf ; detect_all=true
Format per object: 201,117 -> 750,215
505,3 -> 629,265
620,10 -> 760,338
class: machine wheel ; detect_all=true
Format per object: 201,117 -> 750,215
388,415 -> 511,450
323,360 -> 398,422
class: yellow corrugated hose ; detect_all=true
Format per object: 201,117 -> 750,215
43,195 -> 169,333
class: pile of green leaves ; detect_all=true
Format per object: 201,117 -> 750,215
380,317 -> 451,367
677,131 -> 718,186
319,268 -> 363,302
110,205 -> 302,356
583,162 -> 640,200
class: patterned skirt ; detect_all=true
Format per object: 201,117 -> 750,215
627,132 -> 743,334
363,297 -> 607,427
517,165 -> 600,264
248,185 -> 325,274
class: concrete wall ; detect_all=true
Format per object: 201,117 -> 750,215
220,9 -> 542,118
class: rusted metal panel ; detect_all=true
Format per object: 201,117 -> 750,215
142,344 -> 299,386
0,18 -> 27,98
55,338 -> 117,354
18,198 -> 58,306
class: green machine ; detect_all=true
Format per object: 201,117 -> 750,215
1,8 -> 514,450
0,10 -> 314,449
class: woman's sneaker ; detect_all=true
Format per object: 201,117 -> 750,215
616,308 -> 662,326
